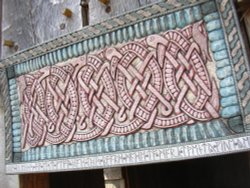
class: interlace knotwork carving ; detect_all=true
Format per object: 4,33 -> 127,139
18,21 -> 220,149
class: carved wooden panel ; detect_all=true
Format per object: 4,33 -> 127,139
2,0 -> 250,174
18,22 -> 220,150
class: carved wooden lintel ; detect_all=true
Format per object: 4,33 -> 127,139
2,0 -> 250,174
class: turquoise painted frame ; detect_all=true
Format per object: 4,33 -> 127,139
2,0 -> 250,174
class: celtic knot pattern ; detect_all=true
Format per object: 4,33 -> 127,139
18,21 -> 220,149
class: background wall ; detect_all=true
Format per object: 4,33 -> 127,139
1,0 -> 158,58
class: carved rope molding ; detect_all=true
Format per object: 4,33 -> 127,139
217,0 -> 250,129
2,0 -> 250,173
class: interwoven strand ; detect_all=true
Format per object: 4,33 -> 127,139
18,21 -> 220,149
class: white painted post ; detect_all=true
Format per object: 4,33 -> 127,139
104,168 -> 125,188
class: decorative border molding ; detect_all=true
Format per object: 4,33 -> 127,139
6,134 -> 250,174
0,71 -> 13,164
216,0 -> 250,130
1,0 -> 250,174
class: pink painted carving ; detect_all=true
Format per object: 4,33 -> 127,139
17,21 -> 220,149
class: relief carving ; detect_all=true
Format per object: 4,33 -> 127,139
18,21 -> 220,149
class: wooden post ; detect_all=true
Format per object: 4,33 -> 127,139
104,168 -> 125,188
19,174 -> 49,188
244,10 -> 250,40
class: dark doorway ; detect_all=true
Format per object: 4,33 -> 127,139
125,152 -> 250,188
20,169 -> 105,188
50,169 -> 105,188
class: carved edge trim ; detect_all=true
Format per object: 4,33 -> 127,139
205,0 -> 244,131
0,71 -> 13,163
216,0 -> 250,131
21,120 -> 230,162
0,0 -> 209,69
6,133 -> 250,174
9,79 -> 21,154
200,1 -> 243,131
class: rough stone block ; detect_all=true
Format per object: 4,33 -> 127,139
166,13 -> 176,29
204,12 -> 219,22
211,39 -> 226,52
216,65 -> 232,79
220,76 -> 235,88
184,8 -> 194,24
12,122 -> 21,130
175,11 -> 186,28
220,85 -> 237,97
228,116 -> 244,133
192,6 -> 202,21
216,59 -> 230,68
214,50 -> 228,61
221,106 -> 241,118
69,144 -> 76,156
13,142 -> 21,148
13,148 -> 21,153
208,29 -> 224,41
201,1 -> 217,15
13,136 -> 20,142
206,19 -> 221,32
12,129 -> 21,136
10,94 -> 18,101
221,95 -> 239,107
